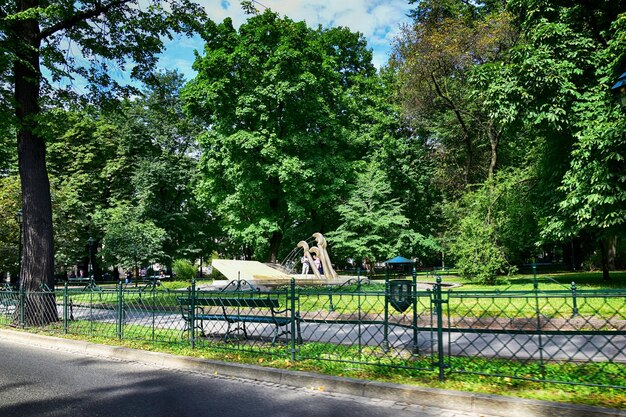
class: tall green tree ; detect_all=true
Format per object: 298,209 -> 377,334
501,0 -> 626,278
392,0 -> 519,192
449,168 -> 537,283
1,0 -> 206,323
327,161 -> 436,272
44,72 -> 210,275
538,8 -> 626,279
120,71 -> 211,269
96,206 -> 166,275
185,10 -> 377,262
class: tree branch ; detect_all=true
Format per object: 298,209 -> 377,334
431,71 -> 473,183
38,0 -> 132,41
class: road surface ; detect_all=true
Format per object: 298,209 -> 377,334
0,337 -> 497,417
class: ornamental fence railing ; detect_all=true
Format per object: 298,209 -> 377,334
0,277 -> 624,389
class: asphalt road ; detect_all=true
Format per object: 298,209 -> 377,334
0,338 -> 491,417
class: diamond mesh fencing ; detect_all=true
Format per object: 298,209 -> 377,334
177,284 -> 296,354
297,281 -> 435,371
445,284 -> 626,387
0,277 -> 623,389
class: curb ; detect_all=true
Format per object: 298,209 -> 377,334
1,329 -> 624,417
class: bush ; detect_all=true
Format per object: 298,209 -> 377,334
450,214 -> 514,284
447,173 -> 527,284
172,259 -> 196,281
210,266 -> 227,280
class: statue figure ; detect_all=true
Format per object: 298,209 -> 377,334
313,232 -> 338,279
297,241 -> 322,279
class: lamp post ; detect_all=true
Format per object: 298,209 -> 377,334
87,236 -> 95,279
610,71 -> 626,108
15,209 -> 23,285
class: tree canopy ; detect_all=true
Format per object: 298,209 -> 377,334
184,10 -> 379,262
1,0 -> 625,297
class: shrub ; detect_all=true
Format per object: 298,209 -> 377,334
172,259 -> 196,281
210,266 -> 227,280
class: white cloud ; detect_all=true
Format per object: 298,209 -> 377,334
159,0 -> 412,73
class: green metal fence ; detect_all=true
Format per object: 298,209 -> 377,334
0,277 -> 624,389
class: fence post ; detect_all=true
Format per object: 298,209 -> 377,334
190,279 -> 196,349
328,286 -> 334,312
63,282 -> 68,334
117,281 -> 123,340
19,284 -> 25,329
357,268 -> 363,356
571,281 -> 578,317
290,277 -> 296,361
434,275 -> 445,381
383,267 -> 390,352
412,266 -> 418,355
89,280 -> 94,337
533,278 -> 546,379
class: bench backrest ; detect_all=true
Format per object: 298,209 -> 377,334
177,297 -> 280,309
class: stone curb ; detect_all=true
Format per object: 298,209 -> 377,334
1,329 -> 624,417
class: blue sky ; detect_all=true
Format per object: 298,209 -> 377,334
157,0 -> 413,79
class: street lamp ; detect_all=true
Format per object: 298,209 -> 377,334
611,71 -> 626,108
87,236 -> 95,279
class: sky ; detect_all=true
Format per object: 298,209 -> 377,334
157,0 -> 414,78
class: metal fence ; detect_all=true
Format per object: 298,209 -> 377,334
0,278 -> 624,389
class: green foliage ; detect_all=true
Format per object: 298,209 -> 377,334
172,259 -> 196,281
451,218 -> 510,284
42,71 -> 213,272
449,170 -> 538,283
0,176 -> 21,276
392,0 -> 518,190
395,0 -> 626,275
544,14 -> 626,242
1,0 -> 209,294
185,10 -> 378,261
327,161 -> 438,268
96,206 -> 166,271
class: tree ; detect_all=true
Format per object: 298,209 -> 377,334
327,161 -> 436,273
0,176 -> 21,283
123,71 -> 211,268
97,206 -> 166,276
43,72 -> 212,276
1,0 -> 206,324
543,14 -> 626,279
448,169 -> 536,283
391,0 -> 519,192
185,10 -> 376,262
501,0 -> 626,278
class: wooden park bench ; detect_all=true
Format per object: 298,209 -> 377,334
176,295 -> 301,344
67,277 -> 91,284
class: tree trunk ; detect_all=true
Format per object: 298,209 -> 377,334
607,235 -> 617,271
267,231 -> 283,264
487,123 -> 500,178
14,0 -> 58,324
599,239 -> 611,282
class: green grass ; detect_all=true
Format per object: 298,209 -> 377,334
448,271 -> 626,291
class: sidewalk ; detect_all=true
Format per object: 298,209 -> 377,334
1,328 -> 624,417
